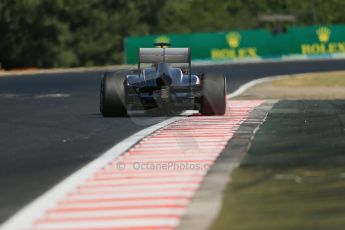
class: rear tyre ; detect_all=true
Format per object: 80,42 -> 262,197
200,74 -> 226,115
100,72 -> 127,117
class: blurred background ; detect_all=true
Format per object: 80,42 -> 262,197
0,0 -> 344,69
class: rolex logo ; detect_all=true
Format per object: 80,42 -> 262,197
316,27 -> 331,43
226,32 -> 241,48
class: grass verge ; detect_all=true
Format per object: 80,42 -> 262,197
238,71 -> 345,99
271,71 -> 345,87
211,100 -> 345,230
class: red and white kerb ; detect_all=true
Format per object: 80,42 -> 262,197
28,100 -> 263,230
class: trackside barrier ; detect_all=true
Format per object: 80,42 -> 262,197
124,24 -> 345,64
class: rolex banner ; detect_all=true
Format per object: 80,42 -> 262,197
124,25 -> 345,64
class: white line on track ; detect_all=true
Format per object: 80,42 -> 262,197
227,74 -> 288,98
33,218 -> 180,230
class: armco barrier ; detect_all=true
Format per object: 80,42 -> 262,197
124,25 -> 345,64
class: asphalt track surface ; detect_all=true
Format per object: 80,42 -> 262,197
0,59 -> 345,224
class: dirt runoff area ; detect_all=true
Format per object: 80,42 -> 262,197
237,70 -> 345,99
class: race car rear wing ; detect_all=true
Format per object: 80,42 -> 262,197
138,48 -> 190,64
137,47 -> 192,83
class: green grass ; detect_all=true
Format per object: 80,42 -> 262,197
211,100 -> 345,230
271,71 -> 345,87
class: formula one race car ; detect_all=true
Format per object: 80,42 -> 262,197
100,43 -> 226,117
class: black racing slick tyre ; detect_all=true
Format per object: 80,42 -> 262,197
200,74 -> 226,116
100,72 -> 127,117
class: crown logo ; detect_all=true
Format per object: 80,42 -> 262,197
226,32 -> 241,48
316,27 -> 331,43
155,36 -> 170,47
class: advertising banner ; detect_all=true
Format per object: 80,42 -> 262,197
124,25 -> 345,64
